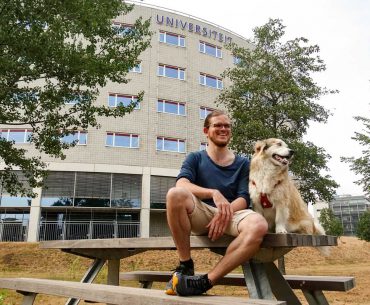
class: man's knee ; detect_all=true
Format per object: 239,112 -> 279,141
166,187 -> 193,208
239,214 -> 268,240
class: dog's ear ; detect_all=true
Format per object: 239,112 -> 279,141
254,140 -> 266,153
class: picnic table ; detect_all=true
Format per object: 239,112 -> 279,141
38,233 -> 340,305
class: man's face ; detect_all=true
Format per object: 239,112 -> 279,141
204,114 -> 232,147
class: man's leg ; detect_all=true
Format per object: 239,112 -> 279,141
166,186 -> 195,261
208,213 -> 268,283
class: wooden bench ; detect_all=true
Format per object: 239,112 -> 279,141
120,271 -> 355,305
0,277 -> 286,305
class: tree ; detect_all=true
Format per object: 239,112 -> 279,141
219,18 -> 338,204
356,210 -> 370,242
341,115 -> 370,198
0,0 -> 151,197
319,208 -> 343,237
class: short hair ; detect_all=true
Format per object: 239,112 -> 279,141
204,110 -> 228,128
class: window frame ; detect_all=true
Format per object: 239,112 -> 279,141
199,41 -> 222,58
0,129 -> 32,144
157,99 -> 186,116
156,137 -> 186,153
158,64 -> 185,80
106,132 -> 139,148
130,62 -> 142,73
199,106 -> 215,119
159,30 -> 185,47
108,93 -> 140,110
112,21 -> 134,36
61,130 -> 88,146
199,73 -> 223,89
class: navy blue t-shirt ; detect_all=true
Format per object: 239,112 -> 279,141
177,150 -> 250,208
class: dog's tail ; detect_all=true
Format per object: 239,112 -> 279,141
314,222 -> 331,257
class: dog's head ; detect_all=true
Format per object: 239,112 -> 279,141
253,138 -> 294,166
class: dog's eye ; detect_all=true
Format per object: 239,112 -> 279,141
277,142 -> 282,146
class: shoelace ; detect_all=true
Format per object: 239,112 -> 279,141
186,277 -> 209,289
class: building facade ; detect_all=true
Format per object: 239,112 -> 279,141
0,3 -> 251,242
329,195 -> 370,236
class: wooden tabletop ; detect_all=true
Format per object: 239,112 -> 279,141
39,234 -> 337,262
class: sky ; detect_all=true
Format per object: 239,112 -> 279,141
137,0 -> 369,197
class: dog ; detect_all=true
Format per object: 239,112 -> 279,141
249,138 -> 325,236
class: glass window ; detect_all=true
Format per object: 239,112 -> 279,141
159,31 -> 185,47
157,99 -> 186,116
199,106 -> 215,119
233,56 -> 241,65
199,41 -> 222,58
0,129 -> 32,143
108,94 -> 139,109
106,132 -> 139,148
200,142 -> 208,151
61,131 -> 87,145
112,22 -> 134,36
150,176 -> 176,209
199,73 -> 223,89
158,64 -> 185,80
130,63 -> 142,73
156,137 -> 185,153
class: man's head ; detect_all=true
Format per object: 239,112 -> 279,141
203,110 -> 231,148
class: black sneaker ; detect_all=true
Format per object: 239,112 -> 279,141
165,263 -> 194,295
172,273 -> 213,296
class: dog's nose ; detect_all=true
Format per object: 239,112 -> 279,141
289,149 -> 295,156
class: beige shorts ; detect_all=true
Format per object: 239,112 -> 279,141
189,195 -> 256,237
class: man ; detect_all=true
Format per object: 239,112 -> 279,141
165,110 -> 268,296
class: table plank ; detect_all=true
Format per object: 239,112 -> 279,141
40,234 -> 337,250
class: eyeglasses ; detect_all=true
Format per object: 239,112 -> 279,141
209,123 -> 231,129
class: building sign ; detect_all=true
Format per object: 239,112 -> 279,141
156,15 -> 232,44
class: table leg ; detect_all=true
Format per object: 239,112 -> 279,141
264,261 -> 302,305
242,261 -> 274,299
302,290 -> 330,305
107,259 -> 120,286
65,258 -> 106,305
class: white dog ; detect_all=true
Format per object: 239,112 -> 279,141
249,138 -> 325,235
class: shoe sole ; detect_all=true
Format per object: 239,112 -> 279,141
164,275 -> 177,295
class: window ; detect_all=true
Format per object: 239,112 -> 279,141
199,73 -> 223,89
156,137 -> 185,153
112,22 -> 134,36
150,176 -> 176,209
0,129 -> 32,144
159,31 -> 185,47
108,93 -> 140,109
199,106 -> 215,119
200,142 -> 208,151
199,41 -> 222,58
158,64 -> 185,80
130,62 -> 142,73
61,131 -> 87,145
106,132 -> 139,148
233,56 -> 241,65
157,99 -> 185,116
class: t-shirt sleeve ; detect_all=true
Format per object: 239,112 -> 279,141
177,152 -> 199,183
236,159 -> 251,208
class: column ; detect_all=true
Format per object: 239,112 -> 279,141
140,167 -> 151,238
27,187 -> 42,242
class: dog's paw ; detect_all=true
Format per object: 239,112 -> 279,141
275,226 -> 288,234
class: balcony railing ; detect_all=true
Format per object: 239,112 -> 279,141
38,221 -> 140,241
0,222 -> 29,242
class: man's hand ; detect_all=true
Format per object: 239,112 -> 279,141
206,190 -> 233,241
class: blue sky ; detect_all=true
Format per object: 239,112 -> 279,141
138,0 -> 369,196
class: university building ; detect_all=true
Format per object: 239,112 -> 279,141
329,195 -> 370,236
0,2 -> 251,242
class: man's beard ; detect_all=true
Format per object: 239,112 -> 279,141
209,136 -> 230,147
